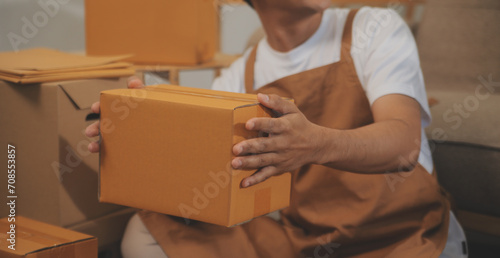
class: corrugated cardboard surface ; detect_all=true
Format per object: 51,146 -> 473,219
85,0 -> 217,65
99,85 -> 291,226
0,216 -> 97,258
0,78 -> 130,227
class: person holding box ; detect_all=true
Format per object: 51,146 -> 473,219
86,0 -> 467,257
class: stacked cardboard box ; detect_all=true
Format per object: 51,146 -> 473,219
86,0 -> 218,65
0,29 -> 145,258
0,216 -> 97,258
0,77 -> 131,226
0,77 -> 137,257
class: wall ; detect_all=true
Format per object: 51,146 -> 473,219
0,0 -> 85,52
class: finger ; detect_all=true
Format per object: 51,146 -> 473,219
127,76 -> 145,89
233,137 -> 277,156
246,117 -> 288,134
88,141 -> 100,153
257,93 -> 298,115
91,102 -> 100,114
85,121 -> 100,137
241,166 -> 279,188
232,153 -> 279,170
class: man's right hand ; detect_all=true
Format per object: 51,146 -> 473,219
85,76 -> 145,153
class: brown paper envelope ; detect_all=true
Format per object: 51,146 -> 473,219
0,48 -> 132,71
0,68 -> 135,84
0,67 -> 131,79
1,62 -> 132,76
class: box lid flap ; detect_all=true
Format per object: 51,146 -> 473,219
151,84 -> 258,100
59,78 -> 127,110
147,85 -> 293,109
147,85 -> 261,105
101,85 -> 261,110
0,216 -> 95,256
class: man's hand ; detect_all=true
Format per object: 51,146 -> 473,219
232,93 -> 423,188
232,93 -> 324,188
85,76 -> 145,153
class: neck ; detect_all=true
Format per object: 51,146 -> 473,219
255,6 -> 324,52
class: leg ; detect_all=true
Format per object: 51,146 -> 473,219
121,213 -> 169,258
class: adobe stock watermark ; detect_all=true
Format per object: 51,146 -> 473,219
52,86 -> 149,181
441,74 -> 499,130
387,0 -> 412,15
213,0 -> 236,22
350,8 -> 394,55
385,73 -> 500,191
177,162 -> 237,225
7,0 -> 71,51
341,8 -> 398,64
305,234 -> 341,258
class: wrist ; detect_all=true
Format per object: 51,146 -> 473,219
311,126 -> 341,165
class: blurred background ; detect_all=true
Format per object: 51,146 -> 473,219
1,0 -> 498,257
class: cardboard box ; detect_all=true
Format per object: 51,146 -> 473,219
0,216 -> 97,258
69,208 -> 137,258
99,85 -> 292,226
0,78 -> 132,227
85,0 -> 218,65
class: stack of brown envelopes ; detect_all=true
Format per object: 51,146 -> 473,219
0,48 -> 135,84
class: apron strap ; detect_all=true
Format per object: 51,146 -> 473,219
244,8 -> 360,94
340,9 -> 359,63
244,43 -> 258,93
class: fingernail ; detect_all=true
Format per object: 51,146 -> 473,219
242,180 -> 251,188
232,159 -> 242,169
247,121 -> 254,130
259,93 -> 269,103
85,128 -> 92,137
235,145 -> 242,155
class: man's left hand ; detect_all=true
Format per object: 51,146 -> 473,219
232,93 -> 324,188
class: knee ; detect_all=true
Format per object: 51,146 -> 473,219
121,213 -> 168,258
121,214 -> 146,258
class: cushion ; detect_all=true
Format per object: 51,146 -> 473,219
430,140 -> 500,217
426,90 -> 500,148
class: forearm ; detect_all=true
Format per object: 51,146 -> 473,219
314,119 -> 421,174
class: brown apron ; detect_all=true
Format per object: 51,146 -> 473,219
139,9 -> 450,258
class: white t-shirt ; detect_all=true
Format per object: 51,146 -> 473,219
212,7 -> 434,173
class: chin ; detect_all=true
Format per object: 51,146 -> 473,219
314,0 -> 332,10
298,0 -> 331,14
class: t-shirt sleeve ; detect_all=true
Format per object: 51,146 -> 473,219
211,49 -> 253,94
351,8 -> 431,126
